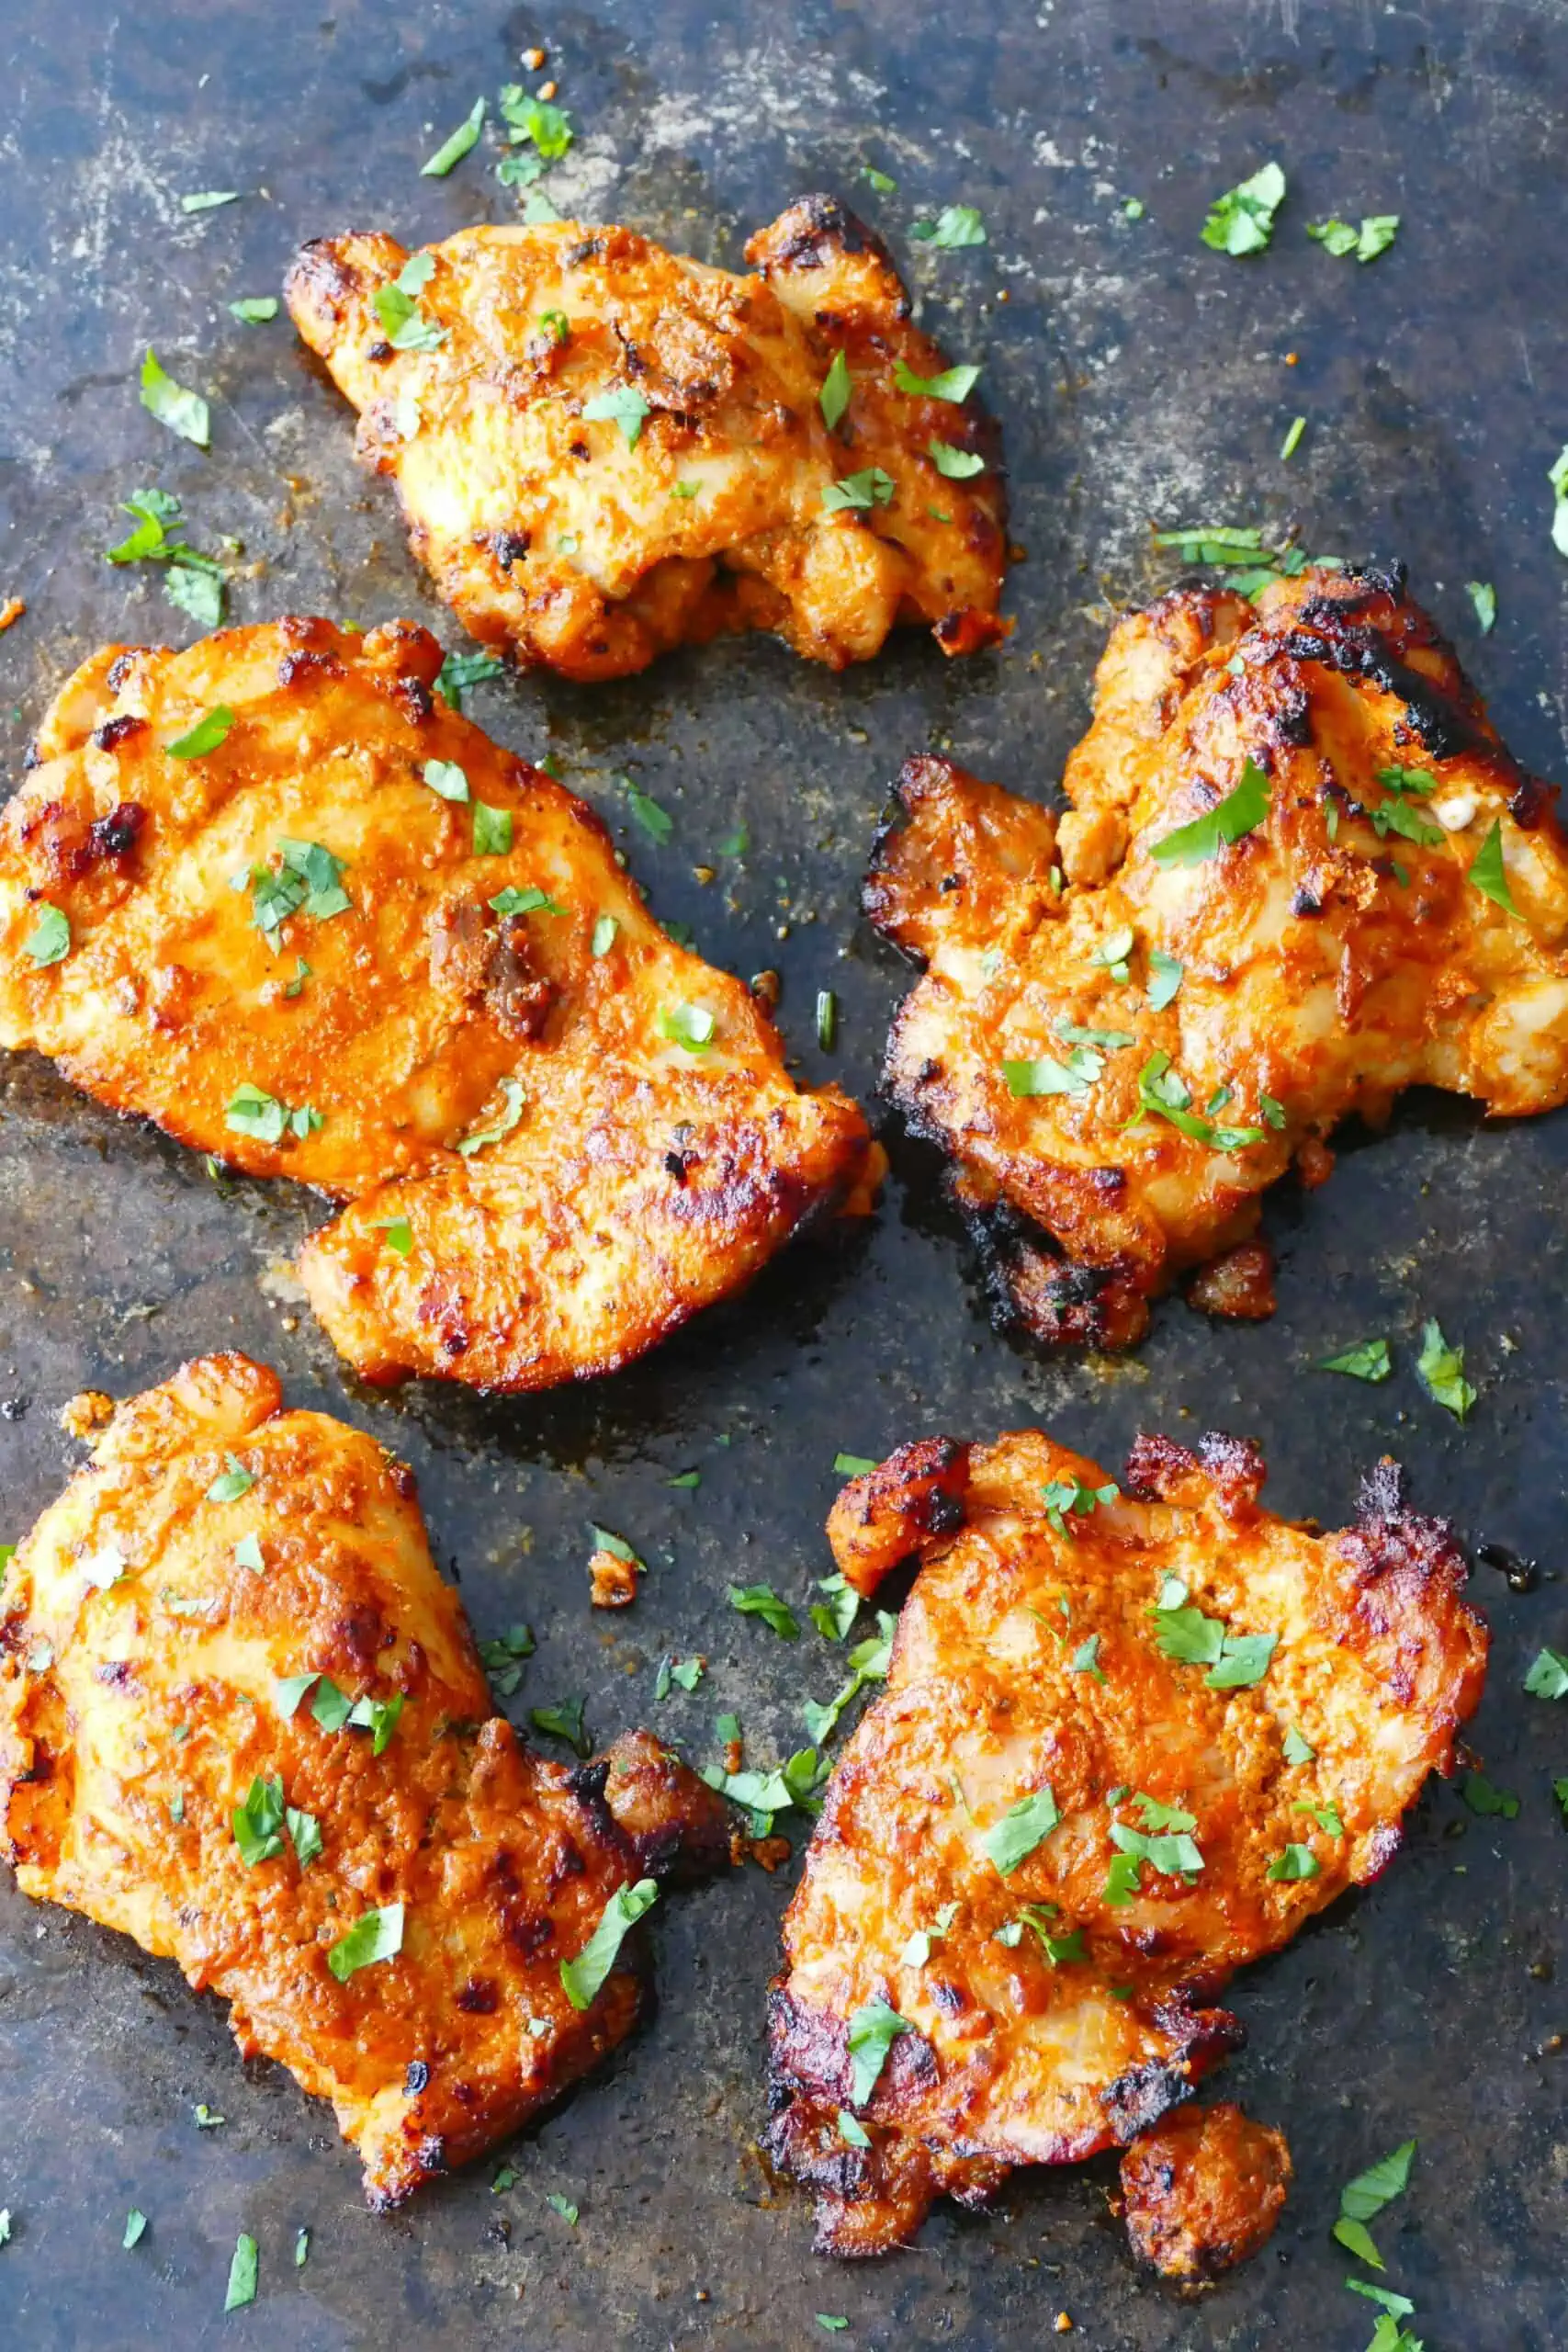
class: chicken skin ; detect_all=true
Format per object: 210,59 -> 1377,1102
766,1427 -> 1486,2257
0,1354 -> 728,2208
1118,2101 -> 1292,2279
865,561 -> 1568,1350
0,617 -> 874,1389
285,199 -> 1008,683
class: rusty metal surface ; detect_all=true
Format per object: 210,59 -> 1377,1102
2,1 -> 1568,2344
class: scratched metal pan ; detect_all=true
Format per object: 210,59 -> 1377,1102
2,1 -> 1566,2345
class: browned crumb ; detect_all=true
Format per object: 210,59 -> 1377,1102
522,45 -> 546,68
1120,2103 -> 1292,2279
1054,2317 -> 1073,2335
0,598 -> 26,635
60,1389 -> 115,1440
589,1547 -> 639,1609
1186,1239 -> 1276,1322
537,78 -> 558,100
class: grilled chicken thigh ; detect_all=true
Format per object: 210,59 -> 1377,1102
767,1427 -> 1486,2258
866,562 -> 1568,1349
0,617 -> 874,1389
286,199 -> 1008,682
0,1354 -> 728,2207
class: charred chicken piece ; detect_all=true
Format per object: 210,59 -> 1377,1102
767,1426 -> 1486,2259
0,617 -> 874,1390
866,561 -> 1568,1350
1119,2101 -> 1292,2279
285,200 -> 1008,683
0,1354 -> 728,2208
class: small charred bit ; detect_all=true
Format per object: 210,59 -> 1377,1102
826,1435 -> 972,1598
493,530 -> 530,570
88,803 -> 146,863
588,1546 -> 639,1609
1120,2103 -> 1292,2279
92,714 -> 147,754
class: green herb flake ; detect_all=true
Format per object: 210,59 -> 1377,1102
1466,580 -> 1497,634
327,1901 -> 405,1982
376,1216 -> 413,1258
123,2208 -> 148,2248
435,650 -> 506,709
1319,1338 -> 1392,1382
529,1696 -> 590,1756
372,253 -> 446,351
1468,817 -> 1520,918
1525,1647 -> 1568,1700
583,385 -> 651,449
140,349 -> 211,447
833,1453 -> 877,1477
479,1623 -> 536,1698
500,87 -> 573,159
979,1787 -> 1060,1875
1149,756 -> 1270,866
229,296 -> 278,324
1551,445 -> 1568,557
1416,1317 -> 1475,1420
294,2229 -> 310,2269
224,2233 -> 259,2312
22,904 -> 71,967
206,1453 -> 255,1504
1001,1045 -> 1103,1098
423,96 -> 486,176
288,1805 -> 323,1868
489,887 -> 564,918
423,757 -> 470,804
1068,1634 -> 1106,1683
1333,2138 -> 1416,2269
1201,162 -> 1287,256
815,989 -> 838,1049
1145,948 -> 1182,1009
892,358 -> 980,403
232,1532 -> 264,1576
910,204 -> 987,249
164,562 -> 225,627
818,349 -> 852,432
837,2108 -> 872,2148
232,1773 -> 288,1867
1205,1632 -> 1278,1690
811,1572 -> 861,1642
1280,413 -> 1307,461
1110,1819 -> 1204,1876
816,2321 -> 850,2336
455,1076 -> 525,1158
821,467 -> 896,514
560,1877 -> 659,2009
1461,1770 -> 1518,1819
181,190 -> 242,213
659,1002 -> 716,1052
592,913 -> 619,956
347,1691 -> 404,1756
1102,1851 -> 1144,1905
166,705 -> 236,759
929,438 -> 985,479
728,1582 -> 800,1640
623,777 -> 673,843
193,2103 -> 225,2129
846,1996 -> 913,2105
1268,1842 -> 1321,1881
472,802 -> 513,856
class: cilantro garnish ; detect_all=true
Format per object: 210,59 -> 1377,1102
1318,1339 -> 1392,1382
811,1573 -> 861,1641
1041,1476 -> 1118,1535
1416,1318 -> 1475,1420
490,887 -> 564,917
1468,817 -> 1520,917
910,204 -> 987,248
472,803 -> 513,856
455,1076 -> 525,1157
327,1902 -> 405,1982
659,1002 -> 716,1051
728,1582 -> 800,1639
1148,1577 -> 1275,1687
891,358 -> 979,403
123,2209 -> 148,2249
623,776 -> 673,842
818,349 -> 852,432
1551,446 -> 1568,557
232,1776 -> 288,1866
1283,1724 -> 1316,1765
1280,413 -> 1306,461
373,253 -> 446,352
164,563 -> 224,627
899,1900 -> 959,1968
1268,1842 -> 1320,1881
929,439 -> 985,479
229,296 -> 278,325
1145,948 -> 1182,1009
1201,162 -> 1287,255
1130,1052 -> 1265,1151
1308,214 -> 1400,263
846,1996 -> 913,2104
434,649 -> 506,709
206,1453 -> 255,1503
1334,2139 -> 1416,2268
479,1623 -> 535,1698
22,905 -> 70,967
423,757 -> 469,802
833,1453 -> 877,1477
583,385 -> 651,449
166,705 -> 236,759
979,1788 -> 1060,1875
1068,1634 -> 1107,1683
1461,1770 -> 1518,1818
1111,1819 -> 1203,1875
182,190 -> 241,213
224,2233 -> 259,2312
1001,1046 -> 1101,1098
1466,581 -> 1496,634
245,838 -> 351,945
423,96 -> 486,178
140,349 -> 210,447
816,2317 -> 850,2335
592,914 -> 619,956
529,1695 -> 591,1756
560,1879 -> 658,2010
821,468 -> 895,513
499,87 -> 573,161
1525,1648 -> 1568,1700
225,1083 -> 322,1145
801,1613 -> 895,1743
1149,757 -> 1271,865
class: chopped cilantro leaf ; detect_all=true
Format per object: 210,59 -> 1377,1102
166,705 -> 236,758
422,96 -> 486,176
892,358 -> 979,403
623,776 -> 673,842
1001,1048 -> 1100,1098
1468,817 -> 1520,917
140,349 -> 210,447
728,1583 -> 800,1639
846,1996 -> 912,2104
490,887 -> 564,917
529,1696 -> 591,1756
423,757 -> 470,802
979,1788 -> 1060,1875
1309,213 -> 1400,263
1205,1632 -> 1277,1690
1068,1634 -> 1106,1683
560,1878 -> 658,2009
910,204 -> 987,248
545,2192 -> 578,2224
181,190 -> 241,212
592,913 -> 619,956
1146,948 -> 1183,1009
1149,757 -> 1270,865
372,254 -> 446,351
833,1453 -> 877,1477
327,1902 -> 404,1982
583,385 -> 651,449
1111,1820 -> 1203,1875
22,904 -> 70,967
1201,161 -> 1287,255
1268,1842 -> 1320,1881
435,649 -> 506,709
1280,413 -> 1306,461
346,1691 -> 403,1755
1319,1339 -> 1392,1382
455,1076 -> 525,1157
164,562 -> 224,627
863,165 -> 897,193
1466,581 -> 1497,634
1461,1770 -> 1518,1818
123,2208 -> 148,2248
838,2108 -> 871,2147
479,1623 -> 536,1698
224,2233 -> 258,2312
1551,446 -> 1568,557
499,87 -> 573,159
206,1453 -> 255,1503
816,989 -> 838,1049
1283,1724 -> 1316,1765
1416,1318 -> 1475,1420
1525,1647 -> 1568,1700
376,1216 -> 413,1258
929,438 -> 985,478
229,296 -> 278,324
821,467 -> 895,513
472,803 -> 513,856
659,1002 -> 716,1051
818,349 -> 852,432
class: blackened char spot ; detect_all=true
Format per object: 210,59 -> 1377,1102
397,675 -> 434,725
404,2059 -> 430,2095
277,648 -> 344,690
92,714 -> 147,753
1281,623 -> 1483,760
89,803 -> 146,861
563,237 -> 607,268
106,652 -> 141,694
493,530 -> 530,569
